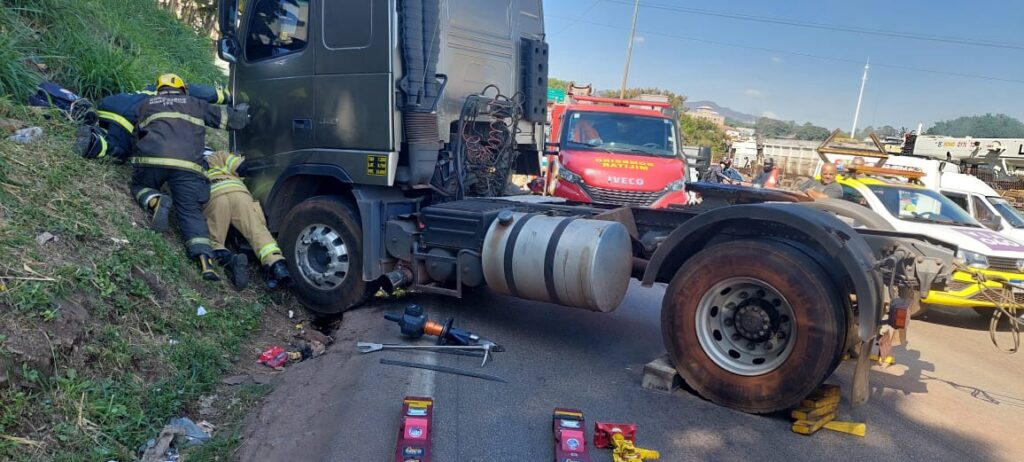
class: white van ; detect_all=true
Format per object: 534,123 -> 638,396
883,155 -> 1024,241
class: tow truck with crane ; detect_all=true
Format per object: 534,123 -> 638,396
216,0 -> 956,412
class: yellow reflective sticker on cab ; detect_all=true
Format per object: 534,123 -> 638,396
367,155 -> 388,177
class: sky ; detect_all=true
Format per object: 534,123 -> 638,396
544,0 -> 1024,131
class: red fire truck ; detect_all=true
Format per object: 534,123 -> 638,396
543,93 -> 689,208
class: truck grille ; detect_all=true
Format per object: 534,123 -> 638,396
987,256 -> 1023,273
969,289 -> 1024,305
580,185 -> 663,207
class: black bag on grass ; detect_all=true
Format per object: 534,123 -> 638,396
28,81 -> 97,124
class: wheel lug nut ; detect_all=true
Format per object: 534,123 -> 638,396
726,302 -> 736,309
731,334 -> 741,341
747,342 -> 756,350
765,343 -> 773,351
756,290 -> 765,297
724,318 -> 734,327
739,291 -> 749,299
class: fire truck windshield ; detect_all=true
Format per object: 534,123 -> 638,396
563,111 -> 679,157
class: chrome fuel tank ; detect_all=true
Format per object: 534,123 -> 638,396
482,212 -> 632,312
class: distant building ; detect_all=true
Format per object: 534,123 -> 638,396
690,105 -> 725,127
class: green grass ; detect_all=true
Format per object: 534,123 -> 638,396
0,3 -> 270,458
1,0 -> 223,101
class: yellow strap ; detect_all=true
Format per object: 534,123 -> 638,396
139,111 -> 206,129
257,243 -> 281,261
131,157 -> 204,174
97,110 -> 135,132
215,87 -> 225,104
210,179 -> 246,193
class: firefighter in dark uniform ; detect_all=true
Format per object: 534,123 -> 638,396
74,83 -> 231,161
130,73 -> 249,280
203,150 -> 293,289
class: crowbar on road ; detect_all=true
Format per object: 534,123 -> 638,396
379,358 -> 508,383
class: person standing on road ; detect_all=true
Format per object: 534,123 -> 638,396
752,158 -> 780,189
129,73 -> 249,281
800,162 -> 843,200
203,149 -> 293,290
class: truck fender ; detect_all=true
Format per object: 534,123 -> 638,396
642,203 -> 883,342
265,163 -> 354,230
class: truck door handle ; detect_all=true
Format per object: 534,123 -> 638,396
292,119 -> 312,131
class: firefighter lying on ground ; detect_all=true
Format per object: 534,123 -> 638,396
129,73 -> 250,281
203,149 -> 293,290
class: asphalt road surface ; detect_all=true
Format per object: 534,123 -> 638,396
238,282 -> 1024,461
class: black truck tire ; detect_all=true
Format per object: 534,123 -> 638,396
278,196 -> 375,315
661,239 -> 847,413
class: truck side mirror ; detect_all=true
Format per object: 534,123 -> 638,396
544,142 -> 560,156
218,37 -> 240,64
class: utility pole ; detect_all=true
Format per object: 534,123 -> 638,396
619,0 -> 640,98
850,59 -> 869,139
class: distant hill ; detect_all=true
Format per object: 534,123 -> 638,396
685,100 -> 758,125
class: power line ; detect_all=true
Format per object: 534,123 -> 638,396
549,0 -> 602,37
602,0 -> 1024,51
548,15 -> 1024,85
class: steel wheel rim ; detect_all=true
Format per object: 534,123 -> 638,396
294,224 -> 350,290
694,277 -> 796,376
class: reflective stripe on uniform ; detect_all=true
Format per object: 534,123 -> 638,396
96,134 -> 108,158
257,243 -> 282,262
225,155 -> 241,173
218,106 -> 228,129
210,179 -> 246,194
138,111 -> 206,129
135,187 -> 161,202
186,237 -> 212,248
97,110 -> 135,132
215,87 -> 225,104
131,157 -> 204,174
205,167 -> 228,178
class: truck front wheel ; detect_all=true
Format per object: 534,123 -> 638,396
278,196 -> 375,315
661,239 -> 847,413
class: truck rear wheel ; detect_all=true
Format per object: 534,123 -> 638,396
661,239 -> 847,413
278,196 -> 375,315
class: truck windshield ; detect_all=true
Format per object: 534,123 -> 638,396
988,196 -> 1024,228
868,185 -> 980,227
563,111 -> 678,157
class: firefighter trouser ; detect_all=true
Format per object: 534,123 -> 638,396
131,167 -> 213,259
204,190 -> 283,266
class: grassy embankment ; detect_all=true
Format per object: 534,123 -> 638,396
1,1 -> 274,460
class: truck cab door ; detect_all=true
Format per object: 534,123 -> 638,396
312,0 -> 395,185
232,0 -> 316,167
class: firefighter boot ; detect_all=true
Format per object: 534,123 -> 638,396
265,261 -> 293,290
214,249 -> 249,290
147,195 -> 173,233
196,254 -> 220,282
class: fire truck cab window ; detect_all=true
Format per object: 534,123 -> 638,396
245,0 -> 310,62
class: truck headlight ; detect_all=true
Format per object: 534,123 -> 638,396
667,179 -> 686,191
956,249 -> 989,269
558,166 -> 582,184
